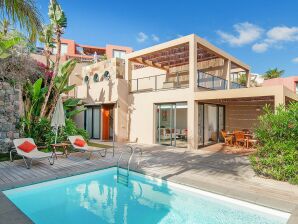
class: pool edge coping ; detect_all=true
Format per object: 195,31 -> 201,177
0,165 -> 297,224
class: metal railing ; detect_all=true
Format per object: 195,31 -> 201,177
197,71 -> 227,90
129,73 -> 189,93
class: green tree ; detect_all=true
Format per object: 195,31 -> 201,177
0,0 -> 43,41
262,68 -> 284,80
40,0 -> 67,118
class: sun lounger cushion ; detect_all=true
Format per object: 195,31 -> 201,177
74,138 -> 86,147
18,141 -> 36,153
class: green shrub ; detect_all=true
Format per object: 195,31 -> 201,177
250,102 -> 298,184
21,118 -> 89,147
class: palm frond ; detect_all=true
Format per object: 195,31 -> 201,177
0,0 -> 43,41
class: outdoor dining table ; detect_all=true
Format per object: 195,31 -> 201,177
225,132 -> 254,148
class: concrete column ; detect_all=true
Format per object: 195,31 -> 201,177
125,59 -> 132,91
223,59 -> 231,89
274,88 -> 285,108
188,35 -> 197,91
246,70 -> 251,88
187,35 -> 198,150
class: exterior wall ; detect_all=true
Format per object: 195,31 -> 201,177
106,45 -> 133,59
263,76 -> 298,93
77,79 -> 127,104
0,82 -> 22,152
81,58 -> 125,82
225,100 -> 274,132
128,88 -> 190,144
75,58 -> 128,141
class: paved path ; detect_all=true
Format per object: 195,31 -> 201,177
0,143 -> 297,223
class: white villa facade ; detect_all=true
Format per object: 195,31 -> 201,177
74,34 -> 298,150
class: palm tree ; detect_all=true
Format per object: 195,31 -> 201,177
0,19 -> 11,36
262,68 -> 284,80
0,0 -> 43,41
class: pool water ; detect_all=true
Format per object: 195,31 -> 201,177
3,167 -> 289,224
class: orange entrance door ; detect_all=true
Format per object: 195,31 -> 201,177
102,106 -> 110,140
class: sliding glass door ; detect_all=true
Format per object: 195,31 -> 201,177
84,106 -> 101,139
198,104 -> 225,147
156,102 -> 187,148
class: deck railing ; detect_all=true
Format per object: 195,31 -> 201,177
197,71 -> 247,90
230,81 -> 246,89
197,71 -> 227,90
129,73 -> 189,93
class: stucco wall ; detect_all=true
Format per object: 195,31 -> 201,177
263,76 -> 298,93
128,88 -> 190,144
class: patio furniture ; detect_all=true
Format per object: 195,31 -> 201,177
50,143 -> 70,159
242,129 -> 251,134
68,135 -> 107,159
244,134 -> 258,148
246,139 -> 258,148
234,131 -> 246,148
12,138 -> 54,169
221,130 -> 233,146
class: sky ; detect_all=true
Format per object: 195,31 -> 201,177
36,0 -> 298,76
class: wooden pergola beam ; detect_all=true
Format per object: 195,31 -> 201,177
132,57 -> 169,71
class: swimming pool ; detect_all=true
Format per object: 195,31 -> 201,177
3,167 -> 289,224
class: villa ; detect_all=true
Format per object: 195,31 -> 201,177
73,34 -> 298,149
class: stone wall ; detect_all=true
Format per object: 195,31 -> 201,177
0,82 -> 21,152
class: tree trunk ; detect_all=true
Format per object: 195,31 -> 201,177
40,31 -> 61,118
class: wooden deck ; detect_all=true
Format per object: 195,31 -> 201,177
0,151 -> 119,190
0,144 -> 297,223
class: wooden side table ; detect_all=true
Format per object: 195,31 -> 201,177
50,143 -> 70,159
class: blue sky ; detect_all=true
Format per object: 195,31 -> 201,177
36,0 -> 298,76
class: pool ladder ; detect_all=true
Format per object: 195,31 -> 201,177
117,145 -> 142,186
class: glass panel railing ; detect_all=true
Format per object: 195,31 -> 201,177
129,74 -> 189,93
230,82 -> 246,89
197,71 -> 227,90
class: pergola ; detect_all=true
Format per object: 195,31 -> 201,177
127,34 -> 250,80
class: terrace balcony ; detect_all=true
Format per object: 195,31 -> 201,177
197,71 -> 246,91
129,73 -> 189,93
126,34 -> 250,94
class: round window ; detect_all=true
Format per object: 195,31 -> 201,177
93,73 -> 99,82
103,71 -> 110,80
84,75 -> 89,83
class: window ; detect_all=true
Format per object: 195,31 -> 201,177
296,82 -> 298,94
52,43 -> 68,55
113,50 -> 126,59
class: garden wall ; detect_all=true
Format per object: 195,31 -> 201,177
0,82 -> 22,152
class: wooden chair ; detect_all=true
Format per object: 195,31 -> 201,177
234,131 -> 246,148
242,129 -> 251,134
221,130 -> 233,146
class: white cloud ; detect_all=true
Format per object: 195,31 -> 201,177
217,22 -> 263,46
267,26 -> 298,42
251,26 -> 298,53
292,57 -> 298,63
136,32 -> 148,43
151,34 -> 160,42
252,42 -> 269,53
